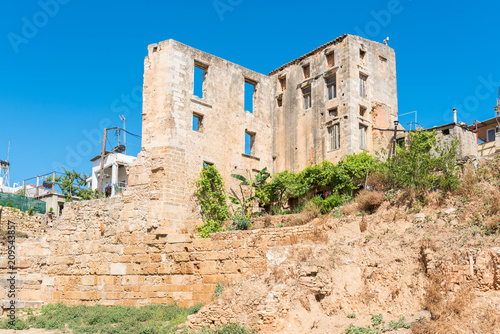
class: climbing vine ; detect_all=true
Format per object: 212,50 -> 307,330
195,165 -> 230,238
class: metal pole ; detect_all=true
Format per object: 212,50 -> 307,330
98,128 -> 108,199
392,121 -> 399,156
52,171 -> 56,192
36,176 -> 40,198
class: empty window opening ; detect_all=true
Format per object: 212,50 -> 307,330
303,64 -> 310,79
203,161 -> 214,167
397,138 -> 405,148
442,129 -> 450,136
379,56 -> 387,63
192,113 -> 203,132
360,50 -> 366,66
326,52 -> 335,67
359,105 -> 367,117
245,131 -> 255,156
326,76 -> 337,100
194,63 -> 207,98
152,46 -> 158,53
359,124 -> 367,149
328,123 -> 340,151
277,96 -> 283,107
244,80 -> 256,113
303,87 -> 312,109
279,76 -> 287,91
329,107 -> 338,118
359,73 -> 367,98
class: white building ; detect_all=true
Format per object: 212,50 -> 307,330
87,152 -> 136,197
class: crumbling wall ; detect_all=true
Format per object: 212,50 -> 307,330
0,197 -> 325,309
270,35 -> 398,172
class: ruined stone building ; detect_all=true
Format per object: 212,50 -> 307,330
140,34 -> 398,229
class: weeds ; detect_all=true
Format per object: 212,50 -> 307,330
0,303 -> 208,333
344,314 -> 412,333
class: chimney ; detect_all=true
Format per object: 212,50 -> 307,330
453,108 -> 457,124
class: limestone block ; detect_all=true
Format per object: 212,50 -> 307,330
167,234 -> 192,244
110,263 -> 127,276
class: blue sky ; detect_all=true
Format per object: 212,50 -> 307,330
1,0 -> 499,186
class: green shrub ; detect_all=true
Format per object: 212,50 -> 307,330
231,213 -> 251,230
198,220 -> 224,239
195,165 -> 230,238
0,202 -> 3,206
378,129 -> 460,193
5,202 -> 12,207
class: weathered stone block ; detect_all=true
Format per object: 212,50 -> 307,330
110,263 -> 127,276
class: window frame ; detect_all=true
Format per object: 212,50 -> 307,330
359,124 -> 368,150
487,128 -> 496,142
303,86 -> 312,110
359,73 -> 368,98
328,123 -> 340,151
326,76 -> 337,100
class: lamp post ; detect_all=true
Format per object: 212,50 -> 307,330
392,120 -> 399,156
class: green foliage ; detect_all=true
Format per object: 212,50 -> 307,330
347,313 -> 356,318
231,213 -> 251,230
343,314 -> 413,333
229,168 -> 270,217
191,323 -> 257,334
49,207 -> 54,213
5,202 -> 12,207
198,220 -> 224,239
257,170 -> 302,208
195,165 -> 230,238
0,302 -> 206,333
308,194 -> 351,214
257,153 -> 377,214
212,282 -> 225,300
378,129 -> 460,193
0,202 -> 3,206
27,206 -> 34,216
48,168 -> 96,201
15,189 -> 26,196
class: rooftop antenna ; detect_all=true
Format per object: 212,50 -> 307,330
398,111 -> 417,130
119,115 -> 126,154
496,87 -> 500,117
0,141 -> 11,189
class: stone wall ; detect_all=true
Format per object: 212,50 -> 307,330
0,197 -> 325,309
0,206 -> 49,234
422,246 -> 500,291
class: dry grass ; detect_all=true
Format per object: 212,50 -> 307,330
359,215 -> 368,232
412,272 -> 500,333
341,201 -> 359,216
303,201 -> 322,218
356,190 -> 384,213
310,227 -> 328,243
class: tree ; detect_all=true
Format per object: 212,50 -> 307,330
379,129 -> 460,193
229,167 -> 270,217
48,168 -> 97,201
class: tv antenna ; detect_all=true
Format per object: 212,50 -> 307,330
119,115 -> 126,154
1,141 -> 11,188
398,111 -> 418,130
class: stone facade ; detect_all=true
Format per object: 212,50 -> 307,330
140,35 -> 398,224
270,35 -> 398,171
